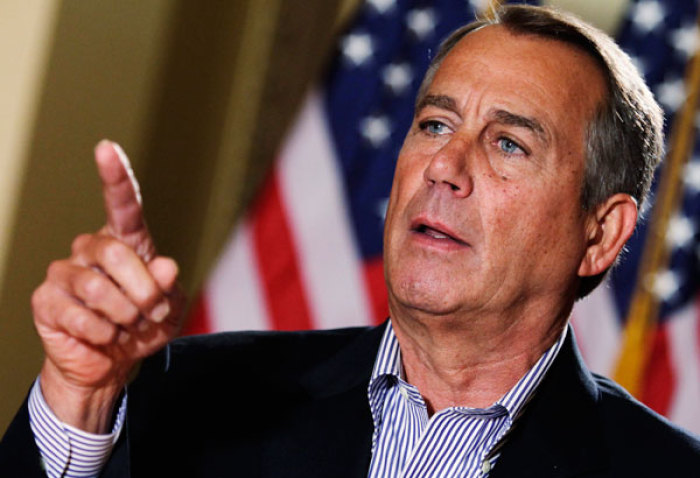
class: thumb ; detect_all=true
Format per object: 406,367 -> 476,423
94,140 -> 155,262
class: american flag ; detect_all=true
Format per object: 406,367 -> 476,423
187,0 -> 700,434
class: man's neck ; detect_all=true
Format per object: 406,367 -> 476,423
390,301 -> 571,414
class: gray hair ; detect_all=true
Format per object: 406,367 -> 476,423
415,5 -> 664,298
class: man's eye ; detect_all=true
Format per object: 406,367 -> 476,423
497,137 -> 525,155
419,120 -> 450,135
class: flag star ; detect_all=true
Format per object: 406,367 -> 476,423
360,115 -> 391,147
684,160 -> 700,193
666,214 -> 695,249
648,269 -> 680,302
631,0 -> 665,34
342,33 -> 374,67
382,62 -> 413,94
671,23 -> 700,59
367,0 -> 396,14
406,8 -> 437,41
656,77 -> 686,112
376,197 -> 390,221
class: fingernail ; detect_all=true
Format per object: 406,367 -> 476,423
151,301 -> 170,323
112,142 -> 143,205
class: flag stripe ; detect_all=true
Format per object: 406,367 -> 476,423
667,301 -> 700,431
252,173 -> 314,330
571,287 -> 621,377
363,257 -> 390,324
182,294 -> 213,336
277,92 -> 374,329
640,326 -> 675,415
207,222 -> 270,331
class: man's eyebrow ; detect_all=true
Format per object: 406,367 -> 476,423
492,109 -> 548,143
415,94 -> 459,114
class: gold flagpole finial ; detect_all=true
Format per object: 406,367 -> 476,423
483,0 -> 504,20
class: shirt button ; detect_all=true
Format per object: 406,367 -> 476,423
481,459 -> 492,474
399,386 -> 409,400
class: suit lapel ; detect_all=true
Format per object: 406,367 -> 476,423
490,328 -> 609,478
260,323 -> 387,478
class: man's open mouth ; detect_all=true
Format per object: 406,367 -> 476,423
412,222 -> 468,246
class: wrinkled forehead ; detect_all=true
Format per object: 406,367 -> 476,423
423,25 -> 608,135
423,24 -> 608,101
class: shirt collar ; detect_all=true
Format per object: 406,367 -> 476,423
368,319 -> 568,420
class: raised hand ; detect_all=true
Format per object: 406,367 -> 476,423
32,140 -> 185,433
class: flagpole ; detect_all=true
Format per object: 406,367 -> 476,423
613,16 -> 700,396
485,0 -> 505,19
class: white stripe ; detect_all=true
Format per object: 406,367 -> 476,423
571,284 -> 621,376
666,304 -> 700,435
206,221 -> 270,331
277,90 -> 373,329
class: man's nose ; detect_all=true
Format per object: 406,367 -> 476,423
423,137 -> 474,197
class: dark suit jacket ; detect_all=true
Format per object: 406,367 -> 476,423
2,323 -> 699,477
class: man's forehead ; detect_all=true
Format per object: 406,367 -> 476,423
442,24 -> 597,74
418,24 -> 607,130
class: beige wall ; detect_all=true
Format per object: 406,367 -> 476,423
550,0 -> 628,34
0,2 -> 59,301
0,0 -> 178,433
0,0 -> 630,434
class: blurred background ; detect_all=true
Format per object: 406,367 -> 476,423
3,0 -> 698,438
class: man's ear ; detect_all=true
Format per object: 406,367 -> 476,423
578,193 -> 639,278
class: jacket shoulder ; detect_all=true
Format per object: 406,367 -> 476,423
131,325 -> 381,395
591,373 -> 700,465
159,326 -> 372,374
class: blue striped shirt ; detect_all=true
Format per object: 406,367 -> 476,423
367,321 -> 566,478
28,380 -> 125,478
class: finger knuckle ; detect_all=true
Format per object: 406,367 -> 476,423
151,256 -> 180,290
31,285 -> 49,314
121,307 -> 141,326
98,240 -> 129,268
71,234 -> 93,255
161,256 -> 179,276
96,322 -> 119,346
77,274 -> 107,301
65,306 -> 90,337
140,287 -> 161,309
46,260 -> 67,280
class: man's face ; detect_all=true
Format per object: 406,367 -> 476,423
383,25 -> 607,321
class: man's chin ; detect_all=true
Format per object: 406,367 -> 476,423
388,282 -> 466,319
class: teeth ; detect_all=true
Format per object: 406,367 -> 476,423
424,228 -> 449,240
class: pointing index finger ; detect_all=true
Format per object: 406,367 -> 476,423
94,140 -> 155,261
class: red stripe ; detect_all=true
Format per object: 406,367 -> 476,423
363,257 -> 389,325
181,293 -> 213,336
640,324 -> 675,416
252,172 -> 313,331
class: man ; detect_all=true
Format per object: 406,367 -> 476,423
1,4 -> 699,477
